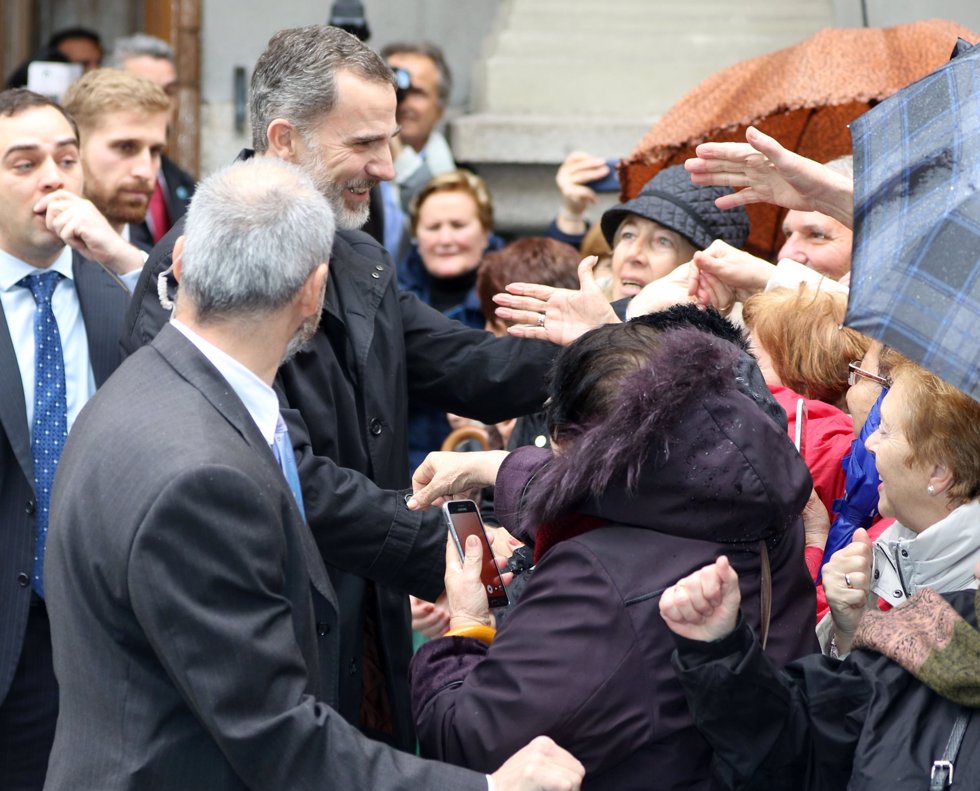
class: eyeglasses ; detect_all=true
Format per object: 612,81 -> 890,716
848,361 -> 891,389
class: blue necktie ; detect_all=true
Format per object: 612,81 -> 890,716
271,415 -> 305,519
19,270 -> 67,598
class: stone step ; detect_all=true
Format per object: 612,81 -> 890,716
452,113 -> 655,164
491,28 -> 821,58
458,0 -> 835,234
477,55 -> 765,114
505,2 -> 833,26
507,0 -> 832,12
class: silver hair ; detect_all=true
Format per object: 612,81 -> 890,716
249,24 -> 395,153
106,33 -> 175,67
179,158 -> 335,321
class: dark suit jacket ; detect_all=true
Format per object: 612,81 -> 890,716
119,211 -> 558,750
128,154 -> 196,251
43,324 -> 486,791
0,252 -> 129,704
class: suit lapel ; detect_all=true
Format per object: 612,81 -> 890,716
153,325 -> 337,608
73,253 -> 128,387
0,298 -> 34,484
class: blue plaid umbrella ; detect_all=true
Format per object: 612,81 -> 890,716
848,38 -> 980,400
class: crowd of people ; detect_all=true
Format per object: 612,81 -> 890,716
0,18 -> 977,791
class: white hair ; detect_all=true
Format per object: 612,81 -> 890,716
179,158 -> 334,321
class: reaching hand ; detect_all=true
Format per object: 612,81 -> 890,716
408,450 -> 509,510
823,528 -> 873,651
494,256 -> 620,346
625,261 -> 699,318
659,556 -> 741,643
490,736 -> 585,791
685,126 -> 854,229
689,240 -> 773,305
410,592 -> 451,638
36,189 -> 144,275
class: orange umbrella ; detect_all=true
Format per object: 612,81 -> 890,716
620,19 -> 979,260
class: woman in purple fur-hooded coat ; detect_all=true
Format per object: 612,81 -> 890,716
409,323 -> 818,791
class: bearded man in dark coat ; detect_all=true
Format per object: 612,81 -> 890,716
120,25 -> 557,751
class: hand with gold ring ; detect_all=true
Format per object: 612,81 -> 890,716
823,528 -> 875,654
492,256 -> 619,346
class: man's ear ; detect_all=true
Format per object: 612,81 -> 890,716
172,236 -> 185,282
266,119 -> 298,160
297,263 -> 329,315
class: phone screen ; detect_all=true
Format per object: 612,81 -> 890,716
443,500 -> 509,608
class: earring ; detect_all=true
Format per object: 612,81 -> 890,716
927,484 -> 935,495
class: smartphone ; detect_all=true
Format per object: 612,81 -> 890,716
442,499 -> 509,608
794,398 -> 808,458
584,159 -> 621,193
27,61 -> 83,102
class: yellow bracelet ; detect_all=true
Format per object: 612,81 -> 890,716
444,624 -> 496,645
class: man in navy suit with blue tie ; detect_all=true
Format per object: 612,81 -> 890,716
0,89 -> 148,790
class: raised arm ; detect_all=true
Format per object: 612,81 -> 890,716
493,256 -> 621,345
685,126 -> 854,229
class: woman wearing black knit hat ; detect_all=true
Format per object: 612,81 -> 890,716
600,164 -> 749,300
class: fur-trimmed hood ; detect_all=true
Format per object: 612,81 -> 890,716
527,328 -> 812,546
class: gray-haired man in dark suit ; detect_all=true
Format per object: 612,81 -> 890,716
44,157 -> 584,791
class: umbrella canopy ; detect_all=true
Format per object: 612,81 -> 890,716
847,39 -> 980,401
621,19 -> 978,260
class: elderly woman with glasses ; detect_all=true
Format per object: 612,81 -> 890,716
658,362 -> 980,791
819,361 -> 980,657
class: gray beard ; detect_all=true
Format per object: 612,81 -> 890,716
300,147 -> 373,230
331,194 -> 371,230
281,279 -> 326,364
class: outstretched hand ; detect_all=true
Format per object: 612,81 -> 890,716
685,126 -> 854,229
625,261 -> 698,318
659,556 -> 741,643
408,450 -> 509,510
494,256 -> 619,346
689,240 -> 773,306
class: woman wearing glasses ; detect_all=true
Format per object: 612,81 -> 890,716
661,361 -> 980,790
820,361 -> 980,657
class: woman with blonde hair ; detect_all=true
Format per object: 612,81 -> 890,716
398,169 -> 503,469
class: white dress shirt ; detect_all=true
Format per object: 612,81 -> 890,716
169,318 -> 279,446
